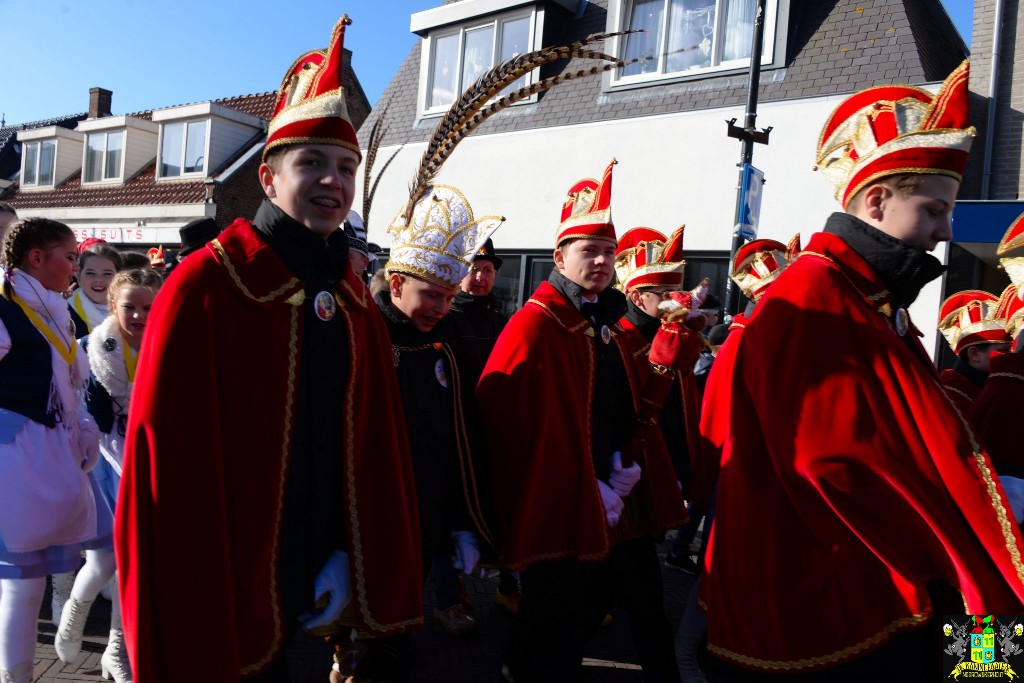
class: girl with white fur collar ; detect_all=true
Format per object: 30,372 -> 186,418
54,268 -> 161,683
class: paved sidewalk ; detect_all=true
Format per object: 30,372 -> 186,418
34,540 -> 698,682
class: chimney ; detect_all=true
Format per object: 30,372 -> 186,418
89,88 -> 113,119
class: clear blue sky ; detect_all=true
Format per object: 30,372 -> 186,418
1,0 -> 975,127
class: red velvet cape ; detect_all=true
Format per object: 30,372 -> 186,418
939,367 -> 981,419
477,281 -> 684,570
700,232 -> 1024,673
115,220 -> 423,682
971,352 -> 1024,471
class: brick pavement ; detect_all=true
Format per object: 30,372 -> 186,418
33,540 -> 699,682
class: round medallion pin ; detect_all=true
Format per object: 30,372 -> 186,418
314,291 -> 336,321
894,307 -> 909,337
600,325 -> 612,345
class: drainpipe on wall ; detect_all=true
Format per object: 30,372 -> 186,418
981,0 -> 1005,199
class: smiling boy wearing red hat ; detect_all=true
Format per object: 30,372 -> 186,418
116,16 -> 422,683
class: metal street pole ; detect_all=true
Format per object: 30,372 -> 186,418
723,0 -> 771,319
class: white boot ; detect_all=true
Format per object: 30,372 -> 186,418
54,596 -> 94,663
100,629 -> 132,682
50,572 -> 75,627
0,662 -> 33,683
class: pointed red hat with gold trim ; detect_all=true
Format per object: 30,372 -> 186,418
998,211 -> 1024,295
995,284 -> 1024,342
263,15 -> 361,161
815,61 -> 975,208
557,159 -> 616,247
730,235 -> 799,302
614,226 -> 685,292
937,290 -> 1010,355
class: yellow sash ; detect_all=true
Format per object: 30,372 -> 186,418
123,339 -> 138,383
11,294 -> 77,366
72,290 -> 92,332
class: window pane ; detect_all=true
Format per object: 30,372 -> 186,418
528,256 -> 554,297
623,0 -> 665,76
39,140 -> 56,185
462,25 -> 495,89
161,122 -> 184,177
666,0 -> 716,72
722,0 -> 755,61
430,33 -> 460,109
85,134 -> 104,183
491,254 -> 521,316
104,131 -> 123,180
24,143 -> 38,185
500,17 -> 530,93
184,120 -> 207,174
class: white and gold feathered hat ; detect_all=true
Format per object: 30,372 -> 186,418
385,186 -> 504,289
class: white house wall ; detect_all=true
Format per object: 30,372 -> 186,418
357,86 -> 946,357
124,128 -> 158,179
209,118 -> 262,171
55,138 -> 83,187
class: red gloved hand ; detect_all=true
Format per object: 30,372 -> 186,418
649,320 -> 703,371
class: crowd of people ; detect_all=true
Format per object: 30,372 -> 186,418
1,14 -> 1023,683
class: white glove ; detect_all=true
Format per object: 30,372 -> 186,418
609,451 -> 642,498
78,430 -> 100,472
300,550 -> 351,631
597,480 -> 624,527
451,530 -> 480,575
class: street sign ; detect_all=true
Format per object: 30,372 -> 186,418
736,163 -> 765,240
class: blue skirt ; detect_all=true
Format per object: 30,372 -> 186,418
0,472 -> 114,579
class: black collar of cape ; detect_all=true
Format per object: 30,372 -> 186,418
822,212 -> 946,309
251,199 -> 349,294
624,299 -> 660,342
953,356 -> 989,388
547,269 -> 626,328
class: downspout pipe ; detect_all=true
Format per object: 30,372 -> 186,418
981,0 -> 1005,199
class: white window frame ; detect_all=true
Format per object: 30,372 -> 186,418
419,7 -> 540,118
21,139 -> 57,188
609,0 -> 782,87
158,118 -> 210,179
82,130 -> 125,184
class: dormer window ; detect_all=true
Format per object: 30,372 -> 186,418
613,0 -> 780,84
423,9 -> 534,114
84,130 -> 124,183
22,140 -> 56,187
160,120 -> 208,178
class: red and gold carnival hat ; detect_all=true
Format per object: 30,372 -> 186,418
146,246 -> 166,270
729,234 -> 800,303
263,15 -> 360,161
998,211 -> 1024,296
556,159 -> 617,247
937,290 -> 1010,355
614,226 -> 685,292
995,283 -> 1024,342
815,61 -> 975,208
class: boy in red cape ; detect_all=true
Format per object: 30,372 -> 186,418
478,160 -> 699,682
700,61 -> 1024,681
936,290 -> 1011,417
115,15 -> 422,683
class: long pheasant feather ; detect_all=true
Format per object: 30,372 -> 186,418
401,30 -> 635,220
